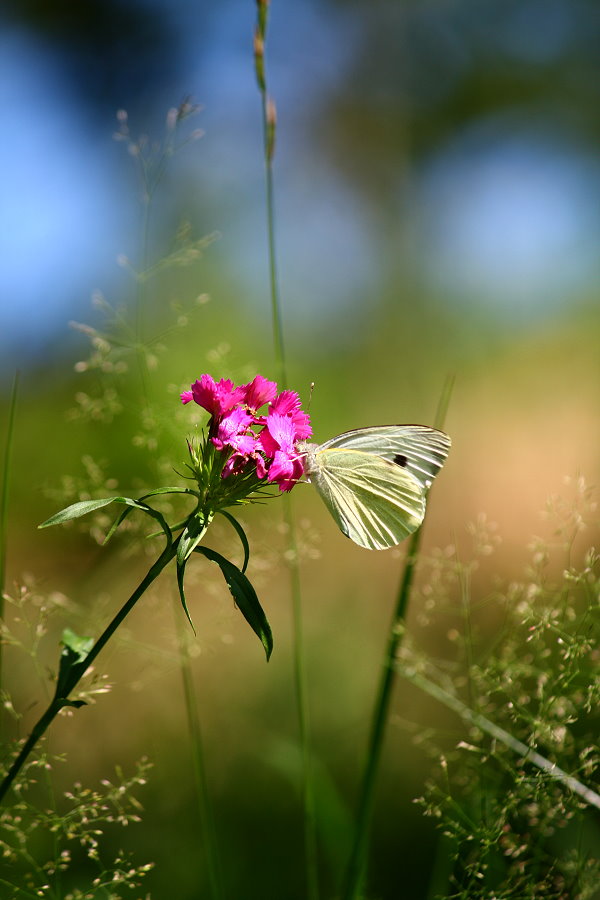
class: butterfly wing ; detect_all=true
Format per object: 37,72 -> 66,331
309,448 -> 425,550
318,425 -> 450,490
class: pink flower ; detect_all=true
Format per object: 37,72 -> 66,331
269,390 -> 300,417
181,372 -> 310,494
260,413 -> 305,491
212,407 -> 256,454
222,452 -> 248,478
242,375 -> 278,413
268,450 -> 304,492
269,390 -> 312,439
254,454 -> 267,479
186,374 -> 245,418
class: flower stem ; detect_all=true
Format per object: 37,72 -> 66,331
340,378 -> 454,900
0,538 -> 178,805
255,6 -> 319,898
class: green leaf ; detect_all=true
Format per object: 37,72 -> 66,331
40,495 -> 173,546
104,505 -> 134,542
54,627 -> 94,702
62,627 -> 94,661
138,486 -> 200,499
39,497 -> 121,527
217,509 -> 250,573
196,546 -> 273,660
177,513 -> 211,565
176,554 -> 196,635
174,515 -> 212,633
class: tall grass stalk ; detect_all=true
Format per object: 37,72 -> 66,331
340,377 -> 454,900
254,5 -> 320,898
400,664 -> 600,812
174,601 -> 224,900
0,371 -> 19,735
126,110 -> 224,897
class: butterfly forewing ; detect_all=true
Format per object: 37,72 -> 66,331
310,449 -> 425,550
319,425 -> 450,489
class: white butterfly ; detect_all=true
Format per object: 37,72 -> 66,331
298,425 -> 451,550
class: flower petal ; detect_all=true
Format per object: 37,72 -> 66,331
242,375 -> 278,412
191,374 -> 245,417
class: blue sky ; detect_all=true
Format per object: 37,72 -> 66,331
1,1 -> 598,369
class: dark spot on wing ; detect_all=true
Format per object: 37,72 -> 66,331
393,454 -> 408,467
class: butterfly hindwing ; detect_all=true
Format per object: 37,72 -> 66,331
319,425 -> 450,490
309,448 -> 425,550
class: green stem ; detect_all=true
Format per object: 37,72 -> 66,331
255,6 -> 319,897
0,538 -> 178,805
175,603 -> 224,900
285,497 -> 319,900
340,378 -> 453,900
261,93 -> 287,388
0,370 -> 19,734
340,529 -> 422,900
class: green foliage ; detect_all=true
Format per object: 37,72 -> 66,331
0,756 -> 153,900
408,478 -> 600,900
0,584 -> 152,899
195,545 -> 273,661
56,629 -> 95,710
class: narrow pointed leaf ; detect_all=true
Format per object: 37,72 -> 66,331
176,555 -> 196,634
107,487 -> 198,543
104,505 -> 134,542
196,546 -> 273,660
138,486 -> 200,499
40,495 -> 172,545
39,497 -> 121,527
104,500 -> 172,545
217,510 -> 250,573
177,513 -> 211,565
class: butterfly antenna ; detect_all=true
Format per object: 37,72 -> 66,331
307,381 -> 315,411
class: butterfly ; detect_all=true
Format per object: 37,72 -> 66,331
298,425 -> 451,550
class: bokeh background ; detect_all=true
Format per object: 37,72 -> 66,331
1,0 -> 599,897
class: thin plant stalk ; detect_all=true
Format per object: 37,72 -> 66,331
340,378 -> 454,900
130,121 -> 220,890
254,6 -> 319,898
261,94 -> 287,384
284,495 -> 319,900
0,538 -> 178,805
174,600 -> 224,900
0,371 -> 19,735
400,664 -> 600,812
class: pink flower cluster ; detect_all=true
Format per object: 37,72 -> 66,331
181,374 -> 311,491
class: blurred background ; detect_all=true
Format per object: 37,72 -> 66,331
1,0 -> 599,897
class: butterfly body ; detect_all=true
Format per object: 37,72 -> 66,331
299,425 -> 450,551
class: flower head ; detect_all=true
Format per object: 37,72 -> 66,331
181,373 -> 310,502
269,390 -> 312,439
188,374 -> 245,419
242,374 -> 278,413
260,412 -> 305,492
212,407 -> 256,455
